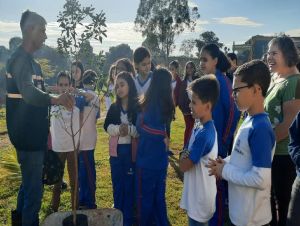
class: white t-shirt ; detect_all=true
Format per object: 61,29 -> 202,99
50,106 -> 80,152
180,120 -> 218,223
134,72 -> 152,96
222,113 -> 275,226
79,90 -> 100,151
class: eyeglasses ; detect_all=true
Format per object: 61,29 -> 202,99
232,85 -> 252,96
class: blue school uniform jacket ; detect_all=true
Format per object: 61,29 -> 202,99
289,112 -> 300,177
136,104 -> 168,170
213,70 -> 240,158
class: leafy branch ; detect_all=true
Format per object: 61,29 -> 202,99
55,0 -> 107,224
57,0 -> 107,58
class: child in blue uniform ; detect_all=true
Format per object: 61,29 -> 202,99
200,43 -> 240,226
180,75 -> 219,226
133,47 -> 152,96
135,68 -> 175,226
104,72 -> 139,226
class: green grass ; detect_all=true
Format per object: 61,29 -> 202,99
0,108 -> 6,134
0,108 -> 189,225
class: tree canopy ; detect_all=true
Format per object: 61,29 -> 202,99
195,31 -> 223,53
135,0 -> 200,60
103,44 -> 133,73
57,0 -> 107,58
180,31 -> 224,57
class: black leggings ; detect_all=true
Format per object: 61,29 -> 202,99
271,155 -> 296,226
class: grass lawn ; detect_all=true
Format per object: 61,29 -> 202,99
0,108 -> 190,226
0,108 -> 6,134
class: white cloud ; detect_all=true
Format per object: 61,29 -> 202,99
106,22 -> 143,43
261,32 -> 274,36
0,20 -> 143,53
285,28 -> 300,36
51,21 -> 144,52
261,29 -> 300,37
214,17 -> 263,27
0,21 -> 20,33
196,19 -> 209,25
0,19 -> 208,55
178,19 -> 208,37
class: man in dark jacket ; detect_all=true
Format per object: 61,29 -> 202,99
6,10 -> 74,226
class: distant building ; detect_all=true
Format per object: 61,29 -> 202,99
232,35 -> 300,63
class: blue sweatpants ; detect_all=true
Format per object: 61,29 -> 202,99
16,150 -> 45,226
78,150 -> 97,209
110,144 -> 135,226
136,167 -> 168,226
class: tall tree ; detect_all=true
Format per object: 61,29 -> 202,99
35,45 -> 69,77
195,31 -> 223,54
76,40 -> 101,73
142,32 -> 161,58
180,39 -> 196,57
57,0 -> 107,60
103,43 -> 133,73
135,0 -> 200,60
36,58 -> 56,79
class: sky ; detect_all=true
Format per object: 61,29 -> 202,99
0,0 -> 299,56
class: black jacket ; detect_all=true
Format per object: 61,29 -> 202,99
6,46 -> 50,151
178,79 -> 190,114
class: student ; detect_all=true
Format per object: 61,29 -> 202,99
287,112 -> 300,226
207,60 -> 275,226
115,58 -> 136,77
178,61 -> 198,147
226,52 -> 238,82
71,60 -> 85,88
200,44 -> 239,157
78,70 -> 100,209
105,64 -> 116,112
166,60 -> 182,155
169,60 -> 182,107
200,43 -> 240,226
104,72 -> 139,226
135,68 -> 175,226
50,71 -> 82,212
180,75 -> 219,226
133,47 -> 152,96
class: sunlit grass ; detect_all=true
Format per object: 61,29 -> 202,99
0,108 -> 6,134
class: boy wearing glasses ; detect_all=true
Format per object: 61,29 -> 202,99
207,60 -> 275,226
